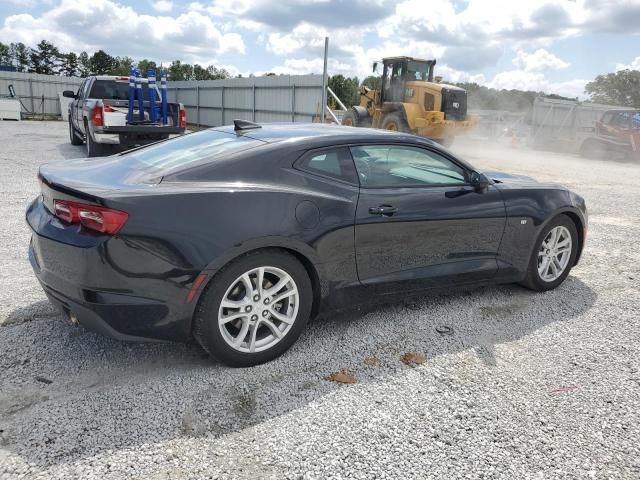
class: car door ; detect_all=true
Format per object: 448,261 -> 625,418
76,78 -> 92,135
351,144 -> 506,293
71,79 -> 85,129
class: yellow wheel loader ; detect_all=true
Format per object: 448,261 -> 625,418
342,57 -> 477,146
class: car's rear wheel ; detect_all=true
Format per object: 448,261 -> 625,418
193,250 -> 313,367
69,118 -> 83,145
521,215 -> 578,291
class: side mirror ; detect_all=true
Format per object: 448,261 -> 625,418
470,171 -> 490,193
372,61 -> 378,73
62,90 -> 76,98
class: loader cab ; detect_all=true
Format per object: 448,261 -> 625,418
377,57 -> 436,103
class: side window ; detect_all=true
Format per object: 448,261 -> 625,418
81,79 -> 92,99
350,145 -> 467,187
295,147 -> 358,184
601,112 -> 614,125
76,79 -> 86,98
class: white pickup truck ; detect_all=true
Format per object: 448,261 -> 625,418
63,75 -> 187,157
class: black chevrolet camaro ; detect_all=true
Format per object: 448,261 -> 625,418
27,122 -> 588,366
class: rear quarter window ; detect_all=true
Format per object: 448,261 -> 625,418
121,129 -> 263,175
89,80 -> 157,101
295,147 -> 358,184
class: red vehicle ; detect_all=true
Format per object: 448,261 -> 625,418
579,109 -> 640,160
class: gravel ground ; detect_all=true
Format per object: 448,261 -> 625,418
1,121 -> 639,479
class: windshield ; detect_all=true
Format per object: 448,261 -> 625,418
89,80 -> 160,101
407,61 -> 431,81
121,129 -> 263,175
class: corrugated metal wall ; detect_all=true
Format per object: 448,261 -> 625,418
0,71 -> 325,124
166,75 -> 325,127
0,71 -> 83,116
530,97 -> 632,149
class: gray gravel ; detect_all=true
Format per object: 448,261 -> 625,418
1,120 -> 639,479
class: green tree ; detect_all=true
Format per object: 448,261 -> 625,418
30,40 -> 60,74
192,64 -> 210,80
328,74 -> 360,108
110,56 -> 134,75
361,75 -> 380,89
585,69 -> 640,108
0,42 -> 10,65
78,51 -> 90,77
60,52 -> 79,76
90,50 -> 115,74
168,60 -> 192,80
137,59 -> 157,76
10,42 -> 30,72
206,65 -> 229,80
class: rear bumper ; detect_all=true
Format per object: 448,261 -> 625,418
26,198 -> 195,342
91,125 -> 185,146
35,270 -> 160,342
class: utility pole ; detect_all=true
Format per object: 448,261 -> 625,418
321,37 -> 328,123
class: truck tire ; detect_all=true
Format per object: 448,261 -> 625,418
84,120 -> 108,158
341,107 -> 371,128
381,112 -> 410,133
69,118 -> 83,146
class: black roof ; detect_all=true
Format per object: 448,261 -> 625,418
212,122 -> 432,146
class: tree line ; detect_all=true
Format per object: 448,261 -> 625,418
329,69 -> 640,111
2,39 -> 638,109
0,40 -> 231,80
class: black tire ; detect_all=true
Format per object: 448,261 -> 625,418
381,112 -> 410,133
69,118 -> 83,145
520,214 -> 579,292
341,107 -> 371,128
85,120 -> 107,157
193,250 -> 313,367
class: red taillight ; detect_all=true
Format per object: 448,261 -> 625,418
91,106 -> 103,126
179,109 -> 187,129
54,200 -> 78,223
53,200 -> 128,235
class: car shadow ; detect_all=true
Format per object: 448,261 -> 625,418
0,277 -> 596,468
2,300 -> 59,326
56,142 -> 85,160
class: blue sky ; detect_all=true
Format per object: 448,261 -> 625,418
1,0 -> 639,98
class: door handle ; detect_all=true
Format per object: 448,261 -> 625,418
369,205 -> 398,216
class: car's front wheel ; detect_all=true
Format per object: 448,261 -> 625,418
193,250 -> 313,367
521,214 -> 579,291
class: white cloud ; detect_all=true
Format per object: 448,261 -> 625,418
512,48 -> 570,72
266,23 -> 362,58
0,0 -> 245,65
267,57 -> 352,76
437,65 -> 486,84
152,0 -> 173,13
488,70 -> 587,98
616,56 -> 640,71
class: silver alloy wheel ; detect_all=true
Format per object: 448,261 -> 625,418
537,225 -> 572,282
218,266 -> 299,353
